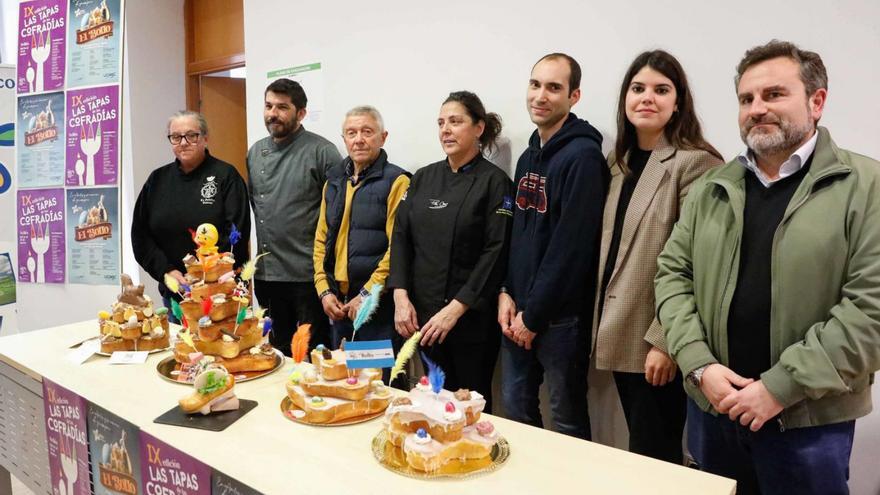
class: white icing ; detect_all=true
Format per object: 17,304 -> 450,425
249,347 -> 261,355
222,334 -> 234,342
443,407 -> 463,422
413,432 -> 432,445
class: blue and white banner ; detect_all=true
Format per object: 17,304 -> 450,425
344,339 -> 395,369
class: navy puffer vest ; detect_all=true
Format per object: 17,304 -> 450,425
323,149 -> 408,296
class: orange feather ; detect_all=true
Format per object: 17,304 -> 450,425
290,324 -> 311,364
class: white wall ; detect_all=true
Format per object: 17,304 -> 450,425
3,0 -> 186,333
244,2 -> 880,493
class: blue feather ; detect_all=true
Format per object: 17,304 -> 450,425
229,224 -> 241,247
262,317 -> 273,337
420,351 -> 445,394
352,284 -> 382,336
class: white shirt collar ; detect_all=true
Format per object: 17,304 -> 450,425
737,131 -> 818,188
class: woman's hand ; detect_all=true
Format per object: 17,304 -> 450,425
393,289 -> 419,338
420,300 -> 467,346
644,346 -> 678,386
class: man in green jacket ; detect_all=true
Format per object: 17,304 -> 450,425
655,40 -> 880,494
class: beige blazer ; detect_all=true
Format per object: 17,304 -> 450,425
592,138 -> 722,373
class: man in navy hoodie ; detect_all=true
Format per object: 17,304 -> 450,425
498,53 -> 608,440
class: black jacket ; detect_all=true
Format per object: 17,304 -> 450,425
388,155 -> 512,337
131,151 -> 251,298
507,113 -> 608,332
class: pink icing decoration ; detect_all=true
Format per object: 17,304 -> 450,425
475,421 -> 495,436
445,401 -> 456,413
346,376 -> 358,385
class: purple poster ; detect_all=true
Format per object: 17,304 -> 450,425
17,0 -> 67,94
42,378 -> 90,495
140,432 -> 211,495
17,188 -> 65,284
65,85 -> 119,186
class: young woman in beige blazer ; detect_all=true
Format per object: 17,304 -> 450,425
593,50 -> 723,464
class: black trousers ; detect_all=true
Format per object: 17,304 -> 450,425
253,279 -> 330,356
420,309 -> 500,414
613,370 -> 687,464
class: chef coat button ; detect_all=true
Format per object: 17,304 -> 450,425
262,243 -> 267,248
260,219 -> 264,224
444,298 -> 449,303
260,194 -> 264,198
261,169 -> 265,174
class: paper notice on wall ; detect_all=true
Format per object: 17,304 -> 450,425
65,85 -> 119,186
17,0 -> 68,94
66,0 -> 123,88
266,62 -> 324,124
17,187 -> 65,283
17,91 -> 65,187
66,186 -> 118,285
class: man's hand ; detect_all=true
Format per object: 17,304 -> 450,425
498,293 -> 516,340
420,300 -> 467,346
644,347 -> 677,386
320,293 -> 346,321
719,380 -> 784,432
393,289 -> 419,338
166,269 -> 188,286
699,363 -> 754,411
510,312 -> 537,350
342,295 -> 362,321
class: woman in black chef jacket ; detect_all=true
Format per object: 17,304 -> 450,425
387,91 -> 512,412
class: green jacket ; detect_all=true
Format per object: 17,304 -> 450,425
655,127 -> 880,429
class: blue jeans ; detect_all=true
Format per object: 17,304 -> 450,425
693,406 -> 854,495
500,316 -> 590,440
162,294 -> 180,325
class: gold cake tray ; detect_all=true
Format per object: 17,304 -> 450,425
371,430 -> 510,479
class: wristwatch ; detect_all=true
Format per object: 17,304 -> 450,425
686,365 -> 708,387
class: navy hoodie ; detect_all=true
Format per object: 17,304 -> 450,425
507,113 -> 608,332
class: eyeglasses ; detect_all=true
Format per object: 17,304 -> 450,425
167,132 -> 201,145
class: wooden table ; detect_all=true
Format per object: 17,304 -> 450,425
0,321 -> 735,495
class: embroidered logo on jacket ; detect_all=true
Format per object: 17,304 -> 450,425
201,176 -> 218,205
428,199 -> 448,209
496,195 -> 514,217
516,173 -> 547,213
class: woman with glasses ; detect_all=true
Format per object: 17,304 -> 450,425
131,110 -> 251,321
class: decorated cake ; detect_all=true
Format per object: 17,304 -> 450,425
178,363 -> 239,415
381,353 -> 500,473
285,327 -> 393,424
167,223 -> 278,375
97,274 -> 170,354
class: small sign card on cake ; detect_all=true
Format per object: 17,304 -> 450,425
42,378 -> 91,495
344,339 -> 395,369
66,336 -> 99,364
140,431 -> 211,495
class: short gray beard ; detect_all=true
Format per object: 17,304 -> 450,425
741,113 -> 814,157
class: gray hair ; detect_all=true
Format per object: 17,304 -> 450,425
735,40 -> 828,96
167,110 -> 209,136
343,105 -> 384,132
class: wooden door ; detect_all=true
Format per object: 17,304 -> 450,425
199,76 -> 247,180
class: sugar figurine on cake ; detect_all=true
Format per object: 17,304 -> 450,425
168,223 -> 277,376
285,325 -> 393,424
97,274 -> 170,353
382,351 -> 500,473
178,363 -> 239,415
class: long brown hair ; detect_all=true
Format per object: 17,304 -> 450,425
614,50 -> 721,174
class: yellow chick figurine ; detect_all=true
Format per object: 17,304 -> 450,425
194,223 -> 219,259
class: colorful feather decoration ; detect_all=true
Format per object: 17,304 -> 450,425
228,223 -> 241,247
171,299 -> 183,322
261,316 -> 273,337
178,328 -> 196,350
163,273 -> 180,293
235,306 -> 247,325
188,227 -> 197,245
420,351 -> 446,394
290,324 -> 311,363
352,284 -> 383,337
240,252 -> 271,281
201,297 -> 213,317
255,307 -> 267,320
389,331 -> 421,383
